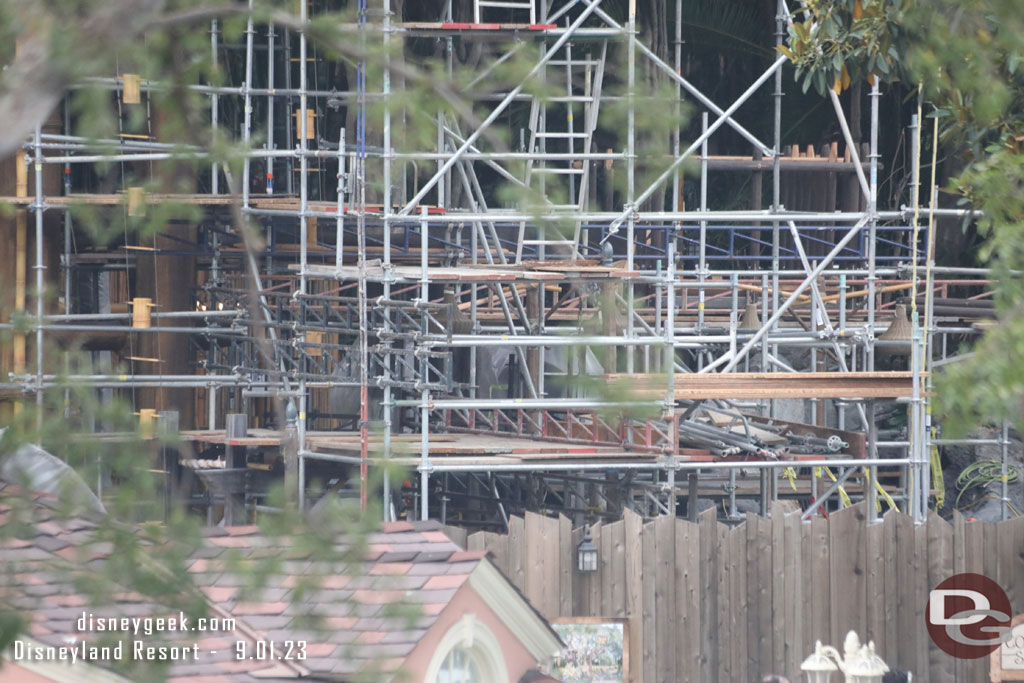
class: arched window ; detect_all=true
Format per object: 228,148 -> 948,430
424,614 -> 508,683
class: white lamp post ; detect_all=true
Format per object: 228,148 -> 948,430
800,641 -> 839,683
800,631 -> 889,683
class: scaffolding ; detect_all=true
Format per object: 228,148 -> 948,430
0,0 -> 1013,528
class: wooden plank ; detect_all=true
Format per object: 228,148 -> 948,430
601,519 -> 614,615
675,518 -> 701,683
728,521 -> 749,683
783,510 -> 804,681
642,520 -> 657,683
746,512 -> 772,679
716,517 -> 733,683
655,515 -> 676,683
829,502 -> 867,647
881,510 -> 900,667
927,511 -> 955,683
962,519 -> 989,683
804,515 -> 831,666
558,514 -> 572,618
607,520 -> 627,618
913,516 -> 931,680
623,509 -> 644,683
698,508 -> 720,681
771,503 -> 786,675
588,521 -> 603,617
444,525 -> 469,549
952,511 -> 966,576
571,524 -> 586,616
865,517 -> 885,650
993,512 -> 1024,683
525,512 -> 547,617
606,371 -> 918,399
894,510 -> 920,675
507,514 -> 526,593
952,511 -> 966,683
997,516 -> 1024,626
480,530 -> 508,573
544,513 -> 562,621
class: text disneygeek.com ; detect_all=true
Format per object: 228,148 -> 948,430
6,611 -> 311,665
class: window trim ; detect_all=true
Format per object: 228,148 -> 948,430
423,613 -> 508,683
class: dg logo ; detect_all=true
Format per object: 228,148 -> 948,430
926,572 -> 1012,659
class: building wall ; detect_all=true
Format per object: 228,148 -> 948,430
401,582 -> 544,683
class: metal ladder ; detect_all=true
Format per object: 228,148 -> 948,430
516,39 -> 607,263
473,0 -> 536,24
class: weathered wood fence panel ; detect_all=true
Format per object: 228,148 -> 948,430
458,503 -> 1024,682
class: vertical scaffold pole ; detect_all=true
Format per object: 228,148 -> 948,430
297,0 -> 310,484
625,0 -> 636,376
211,19 -> 220,194
771,0 -> 783,428
382,0 -> 393,520
34,125 -> 45,420
420,207 -> 430,521
357,0 -> 370,512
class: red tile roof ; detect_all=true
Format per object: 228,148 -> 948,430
0,482 -> 489,681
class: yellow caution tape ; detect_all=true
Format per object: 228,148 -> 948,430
823,466 -> 852,507
783,467 -> 798,492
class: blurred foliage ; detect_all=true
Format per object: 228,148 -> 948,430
0,0 -> 699,675
781,0 -> 910,96
905,0 -> 1024,436
778,0 -> 1024,435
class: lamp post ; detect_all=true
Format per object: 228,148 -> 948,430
800,631 -> 889,683
800,641 -> 838,683
576,526 -> 598,572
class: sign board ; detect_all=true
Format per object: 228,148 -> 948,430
992,615 -> 1024,682
551,617 -> 628,683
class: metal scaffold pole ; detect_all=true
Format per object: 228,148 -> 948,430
358,0 -> 370,512
4,0 -> 1009,528
382,0 -> 393,521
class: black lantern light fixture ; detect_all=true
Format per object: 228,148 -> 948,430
576,526 -> 598,572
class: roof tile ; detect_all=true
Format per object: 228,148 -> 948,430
368,531 -> 425,545
323,616 -> 358,630
304,642 -> 339,658
364,544 -> 389,560
319,575 -> 350,590
369,562 -> 413,576
423,574 -> 468,591
236,614 -> 292,631
381,629 -> 427,644
200,586 -> 237,603
413,550 -> 454,563
232,601 -> 289,616
352,589 -> 405,605
407,562 -> 451,577
447,550 -> 487,563
417,589 -> 459,603
355,630 -> 387,645
208,535 -> 254,548
0,495 -> 528,683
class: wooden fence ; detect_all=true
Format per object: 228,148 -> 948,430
444,504 -> 1024,683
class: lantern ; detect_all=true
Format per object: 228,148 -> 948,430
576,526 -> 598,572
800,640 -> 838,683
